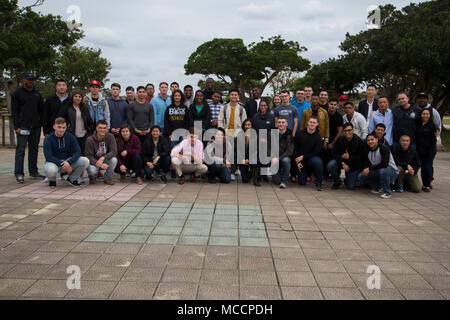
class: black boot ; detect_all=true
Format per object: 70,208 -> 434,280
251,167 -> 261,187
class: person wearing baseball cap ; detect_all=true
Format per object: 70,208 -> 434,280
416,92 -> 442,135
11,72 -> 45,183
337,94 -> 349,117
84,80 -> 111,130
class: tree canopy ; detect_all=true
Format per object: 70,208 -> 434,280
185,36 -> 310,100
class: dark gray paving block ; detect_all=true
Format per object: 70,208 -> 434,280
321,287 -> 364,300
240,270 -> 278,286
200,269 -> 239,285
22,279 -> 69,298
197,284 -> 239,300
65,280 -> 117,299
281,286 -> 323,300
121,267 -> 164,283
2,263 -> 52,279
154,283 -> 198,300
82,266 -> 127,281
240,285 -> 281,300
110,281 -> 158,300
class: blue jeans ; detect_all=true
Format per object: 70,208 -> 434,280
272,157 -> 291,185
298,156 -> 323,187
327,160 -> 360,189
14,126 -> 41,176
87,157 -> 118,180
208,163 -> 231,183
144,155 -> 171,177
358,167 -> 398,194
419,153 -> 435,187
44,157 -> 89,183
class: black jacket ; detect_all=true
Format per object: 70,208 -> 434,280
252,111 -> 275,131
244,99 -> 259,119
358,98 -> 379,119
142,136 -> 171,163
43,94 -> 71,135
416,121 -> 437,156
57,103 -> 94,137
294,129 -> 322,163
334,134 -> 367,171
188,103 -> 211,131
392,146 -> 421,173
392,104 -> 421,144
279,128 -> 294,160
11,86 -> 44,130
163,104 -> 190,136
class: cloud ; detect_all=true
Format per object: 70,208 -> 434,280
237,1 -> 284,20
85,26 -> 121,48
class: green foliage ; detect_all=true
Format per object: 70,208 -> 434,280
49,45 -> 111,93
185,36 -> 310,100
0,0 -> 83,77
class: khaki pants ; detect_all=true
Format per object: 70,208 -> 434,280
171,157 -> 208,177
397,166 -> 421,193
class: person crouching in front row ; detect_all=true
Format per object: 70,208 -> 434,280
142,125 -> 171,184
43,117 -> 89,188
115,124 -> 144,185
170,128 -> 208,185
85,120 -> 118,185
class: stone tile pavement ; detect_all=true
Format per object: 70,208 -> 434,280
0,148 -> 449,300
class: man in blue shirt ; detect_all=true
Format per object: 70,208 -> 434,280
290,89 -> 311,130
107,83 -> 128,137
274,90 -> 299,136
368,96 -> 393,146
152,82 -> 172,129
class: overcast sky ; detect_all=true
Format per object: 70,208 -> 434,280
20,0 -> 419,94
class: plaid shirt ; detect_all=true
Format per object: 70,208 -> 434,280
208,100 -> 223,123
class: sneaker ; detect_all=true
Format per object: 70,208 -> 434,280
89,178 -> 97,184
380,193 -> 391,199
120,175 -> 126,182
315,185 -> 324,191
130,172 -> 137,179
208,178 -> 216,184
66,178 -> 81,188
332,181 -> 342,189
395,186 -> 404,193
371,188 -> 382,194
60,173 -> 69,181
49,181 -> 56,188
30,172 -> 45,179
230,174 -> 236,181
145,175 -> 153,181
16,175 -> 24,184
422,186 -> 431,193
280,183 -> 286,189
77,177 -> 84,184
104,179 -> 115,185
160,175 -> 168,184
136,177 -> 143,185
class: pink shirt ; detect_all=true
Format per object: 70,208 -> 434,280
172,138 -> 204,162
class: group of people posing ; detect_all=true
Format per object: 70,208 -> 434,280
11,73 -> 441,199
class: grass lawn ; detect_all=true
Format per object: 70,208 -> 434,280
441,129 -> 450,152
443,116 -> 450,126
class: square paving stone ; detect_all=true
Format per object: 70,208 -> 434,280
321,288 -> 364,300
239,216 -> 263,223
121,267 -> 164,282
110,281 -> 158,300
124,201 -> 148,207
0,279 -> 35,297
154,283 -> 198,300
240,285 -> 281,300
146,202 -> 170,208
239,210 -> 262,216
83,266 -> 127,281
147,235 -> 179,245
239,222 -> 266,230
178,236 -> 209,246
3,264 -> 52,279
152,226 -> 183,235
193,203 -> 215,209
157,220 -> 186,227
240,270 -> 278,286
190,208 -> 215,214
204,256 -> 238,270
281,286 -> 323,300
169,203 -> 192,209
213,215 -> 238,222
140,207 -> 167,213
22,279 -> 69,298
115,234 -> 149,244
215,210 -> 238,216
359,288 -> 404,300
201,270 -> 239,285
210,228 -> 238,237
58,252 -> 101,266
184,220 -> 212,228
239,238 -> 270,247
162,268 -> 202,283
117,207 -> 142,213
239,229 -> 267,238
123,226 -> 154,234
181,228 -> 210,236
209,237 -> 238,246
216,204 -> 238,209
314,273 -> 356,288
162,214 -> 188,220
197,284 -> 239,300
94,225 -> 127,234
65,280 -> 117,299
23,252 -> 67,265
212,221 -> 238,229
187,215 -> 213,221
130,219 -> 159,227
103,218 -> 133,226
85,233 -> 119,242
136,212 -> 164,219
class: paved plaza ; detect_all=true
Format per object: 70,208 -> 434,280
0,148 -> 449,300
